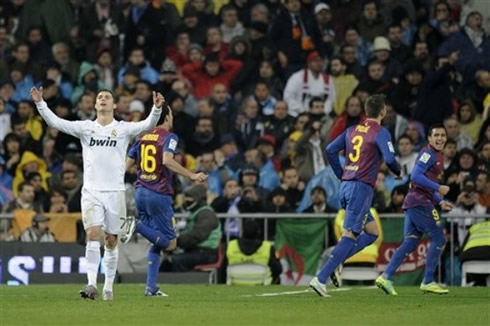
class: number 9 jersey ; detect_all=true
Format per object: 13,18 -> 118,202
327,119 -> 401,187
128,128 -> 179,195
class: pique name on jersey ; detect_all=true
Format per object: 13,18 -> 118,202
89,137 -> 117,147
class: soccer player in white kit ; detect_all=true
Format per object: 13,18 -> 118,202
30,86 -> 163,301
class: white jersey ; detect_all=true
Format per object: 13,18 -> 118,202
35,101 -> 161,191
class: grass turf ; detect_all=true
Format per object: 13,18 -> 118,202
1,285 -> 489,325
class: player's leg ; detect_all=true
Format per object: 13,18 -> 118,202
376,207 -> 421,295
420,208 -> 448,294
312,182 -> 368,296
80,189 -> 104,299
346,212 -> 379,259
134,188 -> 173,248
100,191 -> 126,300
144,193 -> 177,296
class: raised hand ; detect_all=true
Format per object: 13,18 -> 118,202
153,91 -> 165,109
30,86 -> 43,103
191,172 -> 208,183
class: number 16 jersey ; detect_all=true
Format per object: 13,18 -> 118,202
128,127 -> 178,195
342,120 -> 397,187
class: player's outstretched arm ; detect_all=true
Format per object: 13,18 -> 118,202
163,151 -> 207,183
30,86 -> 83,138
326,130 -> 347,179
375,129 -> 401,176
127,91 -> 163,136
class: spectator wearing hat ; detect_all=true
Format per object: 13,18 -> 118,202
117,47 -> 159,86
19,214 -> 56,242
45,62 -> 74,101
155,58 -> 178,96
182,52 -> 243,99
269,0 -> 324,74
387,24 -> 411,65
182,6 -> 207,45
329,57 -> 359,116
71,61 -> 107,105
358,1 -> 386,42
372,36 -> 403,83
343,25 -> 373,67
389,60 -> 424,119
128,99 -> 145,122
283,50 -> 336,117
263,100 -> 294,149
94,48 -> 115,91
220,5 -> 245,44
78,0 -> 124,66
238,163 -> 269,212
187,43 -> 205,65
314,3 -> 336,59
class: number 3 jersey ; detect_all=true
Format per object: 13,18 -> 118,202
327,119 -> 401,187
128,127 -> 178,196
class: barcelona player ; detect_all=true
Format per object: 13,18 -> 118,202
126,105 -> 207,296
376,124 -> 452,295
310,94 -> 401,297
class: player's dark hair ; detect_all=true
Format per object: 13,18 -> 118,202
398,134 -> 413,144
364,94 -> 386,118
96,89 -> 117,102
157,105 -> 171,125
445,138 -> 457,147
427,123 -> 447,138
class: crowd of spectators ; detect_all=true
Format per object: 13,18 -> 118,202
0,0 -> 489,248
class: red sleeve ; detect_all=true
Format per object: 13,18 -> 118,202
182,62 -> 203,85
330,115 -> 346,141
220,60 -> 243,81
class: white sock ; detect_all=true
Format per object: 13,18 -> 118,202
103,246 -> 119,292
86,241 -> 101,287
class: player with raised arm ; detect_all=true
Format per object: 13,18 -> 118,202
376,124 -> 453,295
309,94 -> 401,297
30,86 -> 163,301
126,105 -> 207,297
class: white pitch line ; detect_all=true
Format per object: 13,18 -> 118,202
241,286 -> 377,298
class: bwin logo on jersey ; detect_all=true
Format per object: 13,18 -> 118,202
89,137 -> 117,147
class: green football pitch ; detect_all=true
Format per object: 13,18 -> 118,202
1,285 -> 489,325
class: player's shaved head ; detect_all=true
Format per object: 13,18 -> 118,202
364,94 -> 386,118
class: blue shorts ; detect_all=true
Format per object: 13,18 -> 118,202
339,181 -> 374,235
135,187 -> 176,240
404,205 -> 442,238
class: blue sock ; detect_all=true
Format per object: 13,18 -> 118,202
146,245 -> 162,291
384,237 -> 419,280
424,230 -> 445,284
346,233 -> 378,259
136,222 -> 170,249
317,237 -> 356,283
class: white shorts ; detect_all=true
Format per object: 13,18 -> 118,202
81,188 -> 127,235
